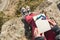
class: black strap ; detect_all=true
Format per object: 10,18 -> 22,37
35,37 -> 44,40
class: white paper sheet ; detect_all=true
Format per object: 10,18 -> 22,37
35,20 -> 51,33
33,15 -> 51,33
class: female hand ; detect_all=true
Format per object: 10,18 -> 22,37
34,28 -> 44,38
47,18 -> 56,26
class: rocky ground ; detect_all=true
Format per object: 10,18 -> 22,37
0,17 -> 29,40
0,0 -> 9,11
0,0 -> 60,40
44,0 -> 60,26
0,0 -> 19,16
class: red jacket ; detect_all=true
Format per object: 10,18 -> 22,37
25,13 -> 56,40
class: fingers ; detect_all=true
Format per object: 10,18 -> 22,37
34,28 -> 41,38
42,33 -> 44,37
47,18 -> 56,26
34,28 -> 45,38
34,28 -> 38,36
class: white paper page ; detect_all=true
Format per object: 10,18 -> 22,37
35,20 -> 51,33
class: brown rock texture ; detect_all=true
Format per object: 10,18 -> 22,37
0,17 -> 28,40
3,0 -> 19,16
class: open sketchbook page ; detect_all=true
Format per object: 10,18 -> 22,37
35,20 -> 51,33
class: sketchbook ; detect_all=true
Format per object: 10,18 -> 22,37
33,15 -> 51,33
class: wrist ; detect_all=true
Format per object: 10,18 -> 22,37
35,34 -> 41,38
53,23 -> 57,26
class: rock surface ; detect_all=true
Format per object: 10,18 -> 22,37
0,17 -> 28,40
3,0 -> 19,16
44,0 -> 60,26
0,0 -> 9,11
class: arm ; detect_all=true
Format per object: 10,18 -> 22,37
47,18 -> 60,40
47,19 -> 60,35
51,25 -> 60,35
52,25 -> 60,40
